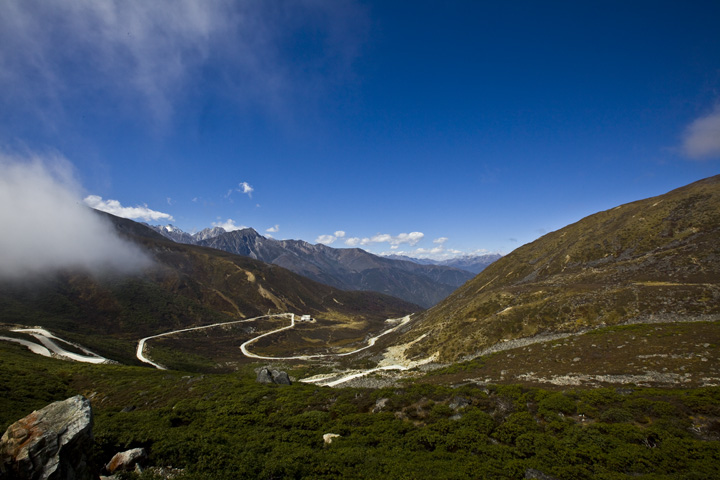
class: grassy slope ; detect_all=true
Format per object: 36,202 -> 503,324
400,175 -> 720,362
1,342 -> 719,480
422,320 -> 720,389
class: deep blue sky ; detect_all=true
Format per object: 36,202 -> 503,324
1,1 -> 719,258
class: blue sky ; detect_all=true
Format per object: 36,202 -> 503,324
1,0 -> 719,259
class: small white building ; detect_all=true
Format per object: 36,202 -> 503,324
299,315 -> 313,322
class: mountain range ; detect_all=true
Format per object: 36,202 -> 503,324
393,175 -> 720,362
148,224 -> 227,244
384,253 -> 503,274
150,225 -> 478,308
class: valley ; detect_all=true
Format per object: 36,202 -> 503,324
135,312 -> 419,386
2,176 -> 720,479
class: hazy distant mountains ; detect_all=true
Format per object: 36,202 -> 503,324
384,253 -> 502,274
149,225 -> 477,308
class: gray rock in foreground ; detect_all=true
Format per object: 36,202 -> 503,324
0,395 -> 95,480
105,447 -> 146,474
256,367 -> 292,385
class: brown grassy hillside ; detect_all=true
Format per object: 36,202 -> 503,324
398,175 -> 720,362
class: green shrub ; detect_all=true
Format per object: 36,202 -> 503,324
599,407 -> 634,423
538,392 -> 576,418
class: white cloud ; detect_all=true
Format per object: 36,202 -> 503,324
0,152 -> 151,279
353,231 -> 424,247
433,237 -> 448,244
316,229 -> 347,245
316,234 -> 337,245
682,106 -> 720,159
345,237 -> 360,247
0,1 -> 367,125
212,218 -> 246,232
414,246 -> 445,255
238,181 -> 254,197
266,224 -> 279,233
226,181 -> 254,200
84,195 -> 174,222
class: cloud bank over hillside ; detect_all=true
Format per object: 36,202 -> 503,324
0,153 -> 152,279
83,195 -> 174,222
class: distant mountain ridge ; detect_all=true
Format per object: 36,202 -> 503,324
195,229 -> 475,308
148,224 -> 226,244
146,223 -> 475,307
384,253 -> 502,274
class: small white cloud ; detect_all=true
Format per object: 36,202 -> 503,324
433,237 -> 448,244
226,181 -> 254,200
212,218 -> 246,231
414,246 -> 445,255
84,195 -> 174,222
682,106 -> 720,159
345,237 -> 360,247
316,229 -> 347,245
192,197 -> 198,202
266,224 -> 279,233
357,232 -> 424,247
238,181 -> 254,197
166,197 -> 173,205
316,234 -> 337,245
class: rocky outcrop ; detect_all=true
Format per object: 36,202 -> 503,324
322,433 -> 341,445
105,448 -> 146,475
256,367 -> 292,385
0,395 -> 95,480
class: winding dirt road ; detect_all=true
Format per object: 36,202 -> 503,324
136,314 -> 292,369
137,313 -> 414,386
1,328 -> 110,364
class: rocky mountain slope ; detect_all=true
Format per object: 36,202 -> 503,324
0,213 -> 418,363
197,229 -> 474,308
395,175 -> 720,362
148,224 -> 226,244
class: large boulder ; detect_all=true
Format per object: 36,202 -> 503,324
256,367 -> 292,385
0,395 -> 95,480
